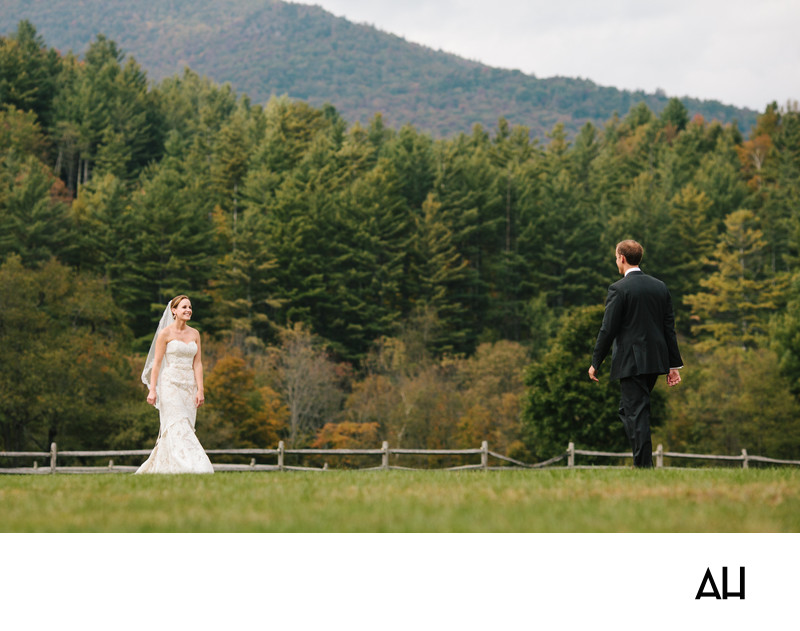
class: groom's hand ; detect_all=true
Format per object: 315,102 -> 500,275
667,368 -> 681,387
588,365 -> 599,382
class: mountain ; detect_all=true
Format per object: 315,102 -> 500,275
0,0 -> 758,137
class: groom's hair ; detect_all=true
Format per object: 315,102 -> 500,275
616,240 -> 643,265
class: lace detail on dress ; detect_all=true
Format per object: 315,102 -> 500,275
136,340 -> 214,474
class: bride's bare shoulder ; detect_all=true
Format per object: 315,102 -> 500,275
157,326 -> 174,343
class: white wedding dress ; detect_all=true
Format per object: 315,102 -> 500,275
136,340 -> 214,474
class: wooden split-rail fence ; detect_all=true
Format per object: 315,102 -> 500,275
0,441 -> 798,474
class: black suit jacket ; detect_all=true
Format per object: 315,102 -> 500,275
591,270 -> 683,380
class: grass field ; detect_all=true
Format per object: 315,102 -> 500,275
1,468 -> 799,532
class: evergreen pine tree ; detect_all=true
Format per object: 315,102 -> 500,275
685,209 -> 785,351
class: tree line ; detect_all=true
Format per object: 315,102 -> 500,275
2,22 -> 799,462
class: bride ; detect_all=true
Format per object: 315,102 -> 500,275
136,295 -> 214,474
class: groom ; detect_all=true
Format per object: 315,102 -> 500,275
588,240 -> 683,468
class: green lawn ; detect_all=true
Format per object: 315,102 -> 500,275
1,468 -> 798,532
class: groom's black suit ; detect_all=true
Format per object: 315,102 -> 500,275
591,270 -> 683,467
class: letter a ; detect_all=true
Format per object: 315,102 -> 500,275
695,567 -> 721,599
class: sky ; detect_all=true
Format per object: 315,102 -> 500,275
312,0 -> 799,112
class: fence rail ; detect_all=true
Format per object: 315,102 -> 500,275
0,441 -> 798,474
566,442 -> 800,468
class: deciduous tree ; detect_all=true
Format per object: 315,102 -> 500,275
522,305 -> 642,460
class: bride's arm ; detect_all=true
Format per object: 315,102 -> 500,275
193,332 -> 205,408
146,331 -> 168,406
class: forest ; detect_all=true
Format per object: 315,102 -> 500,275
2,21 -> 800,462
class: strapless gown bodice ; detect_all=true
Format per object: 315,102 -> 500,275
163,338 -> 197,370
136,340 -> 214,474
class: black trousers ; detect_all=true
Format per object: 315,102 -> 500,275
618,373 -> 659,468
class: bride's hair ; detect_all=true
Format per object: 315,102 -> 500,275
170,294 -> 190,314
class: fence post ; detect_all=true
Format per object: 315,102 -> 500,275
742,449 -> 749,469
567,442 -> 575,468
481,441 -> 488,470
655,444 -> 664,468
50,442 -> 57,474
381,441 -> 389,470
278,441 -> 285,471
